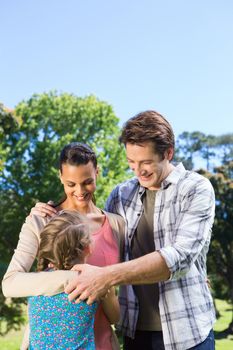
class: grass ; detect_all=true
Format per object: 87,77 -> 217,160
214,299 -> 233,350
0,299 -> 232,349
0,325 -> 26,350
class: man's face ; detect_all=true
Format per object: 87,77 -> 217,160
126,141 -> 173,190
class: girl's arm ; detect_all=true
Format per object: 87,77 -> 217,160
101,287 -> 120,324
2,214 -> 77,298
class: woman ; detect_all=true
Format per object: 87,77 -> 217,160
2,142 -> 125,350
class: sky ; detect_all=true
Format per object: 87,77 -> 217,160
1,0 -> 233,139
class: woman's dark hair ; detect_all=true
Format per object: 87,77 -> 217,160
119,110 -> 175,160
59,142 -> 97,173
37,210 -> 92,271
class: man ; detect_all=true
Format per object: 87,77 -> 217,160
66,110 -> 216,350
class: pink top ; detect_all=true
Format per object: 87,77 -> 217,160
87,216 -> 119,350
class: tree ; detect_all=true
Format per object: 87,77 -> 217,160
175,131 -> 206,169
214,134 -> 233,165
0,104 -> 26,335
199,162 -> 233,334
198,134 -> 216,171
175,131 -> 233,171
0,91 -> 129,334
0,103 -> 21,171
176,132 -> 233,330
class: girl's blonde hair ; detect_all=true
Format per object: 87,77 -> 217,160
37,210 -> 91,271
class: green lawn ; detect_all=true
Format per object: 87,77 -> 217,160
214,299 -> 233,350
0,326 -> 26,350
0,299 -> 232,349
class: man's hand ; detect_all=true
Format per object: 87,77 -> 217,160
65,264 -> 111,304
30,201 -> 57,217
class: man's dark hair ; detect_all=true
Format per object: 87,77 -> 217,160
119,110 -> 175,159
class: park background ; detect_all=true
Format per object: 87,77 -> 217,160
0,1 -> 232,349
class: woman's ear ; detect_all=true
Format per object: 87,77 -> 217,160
96,166 -> 100,177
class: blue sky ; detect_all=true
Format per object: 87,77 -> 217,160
1,0 -> 233,138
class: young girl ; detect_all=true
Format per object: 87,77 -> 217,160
28,210 -> 119,350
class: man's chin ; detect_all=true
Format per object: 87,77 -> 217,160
138,179 -> 153,188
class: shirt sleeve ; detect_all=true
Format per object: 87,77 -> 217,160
159,177 -> 215,280
105,185 -> 121,214
2,215 -> 78,297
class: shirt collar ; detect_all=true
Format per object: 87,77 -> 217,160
161,162 -> 186,189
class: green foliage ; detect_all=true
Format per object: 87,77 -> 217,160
215,134 -> 233,165
176,132 -> 233,327
175,131 -> 233,170
2,92 -> 128,204
199,163 -> 233,309
0,103 -> 21,171
0,91 -> 128,333
175,131 -> 208,169
0,295 -> 26,336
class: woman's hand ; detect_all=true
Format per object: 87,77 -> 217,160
30,201 -> 57,218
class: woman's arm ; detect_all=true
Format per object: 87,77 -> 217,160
2,214 -> 77,297
101,287 -> 120,324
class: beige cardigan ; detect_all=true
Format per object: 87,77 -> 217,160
2,211 -> 125,298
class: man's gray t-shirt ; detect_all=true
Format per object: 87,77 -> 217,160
131,189 -> 162,331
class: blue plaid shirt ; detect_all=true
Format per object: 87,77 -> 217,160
105,163 -> 216,350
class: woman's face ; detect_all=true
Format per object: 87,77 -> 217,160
60,161 -> 98,212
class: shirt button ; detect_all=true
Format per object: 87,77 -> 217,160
137,213 -> 140,216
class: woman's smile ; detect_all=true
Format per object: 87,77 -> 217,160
73,192 -> 91,202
